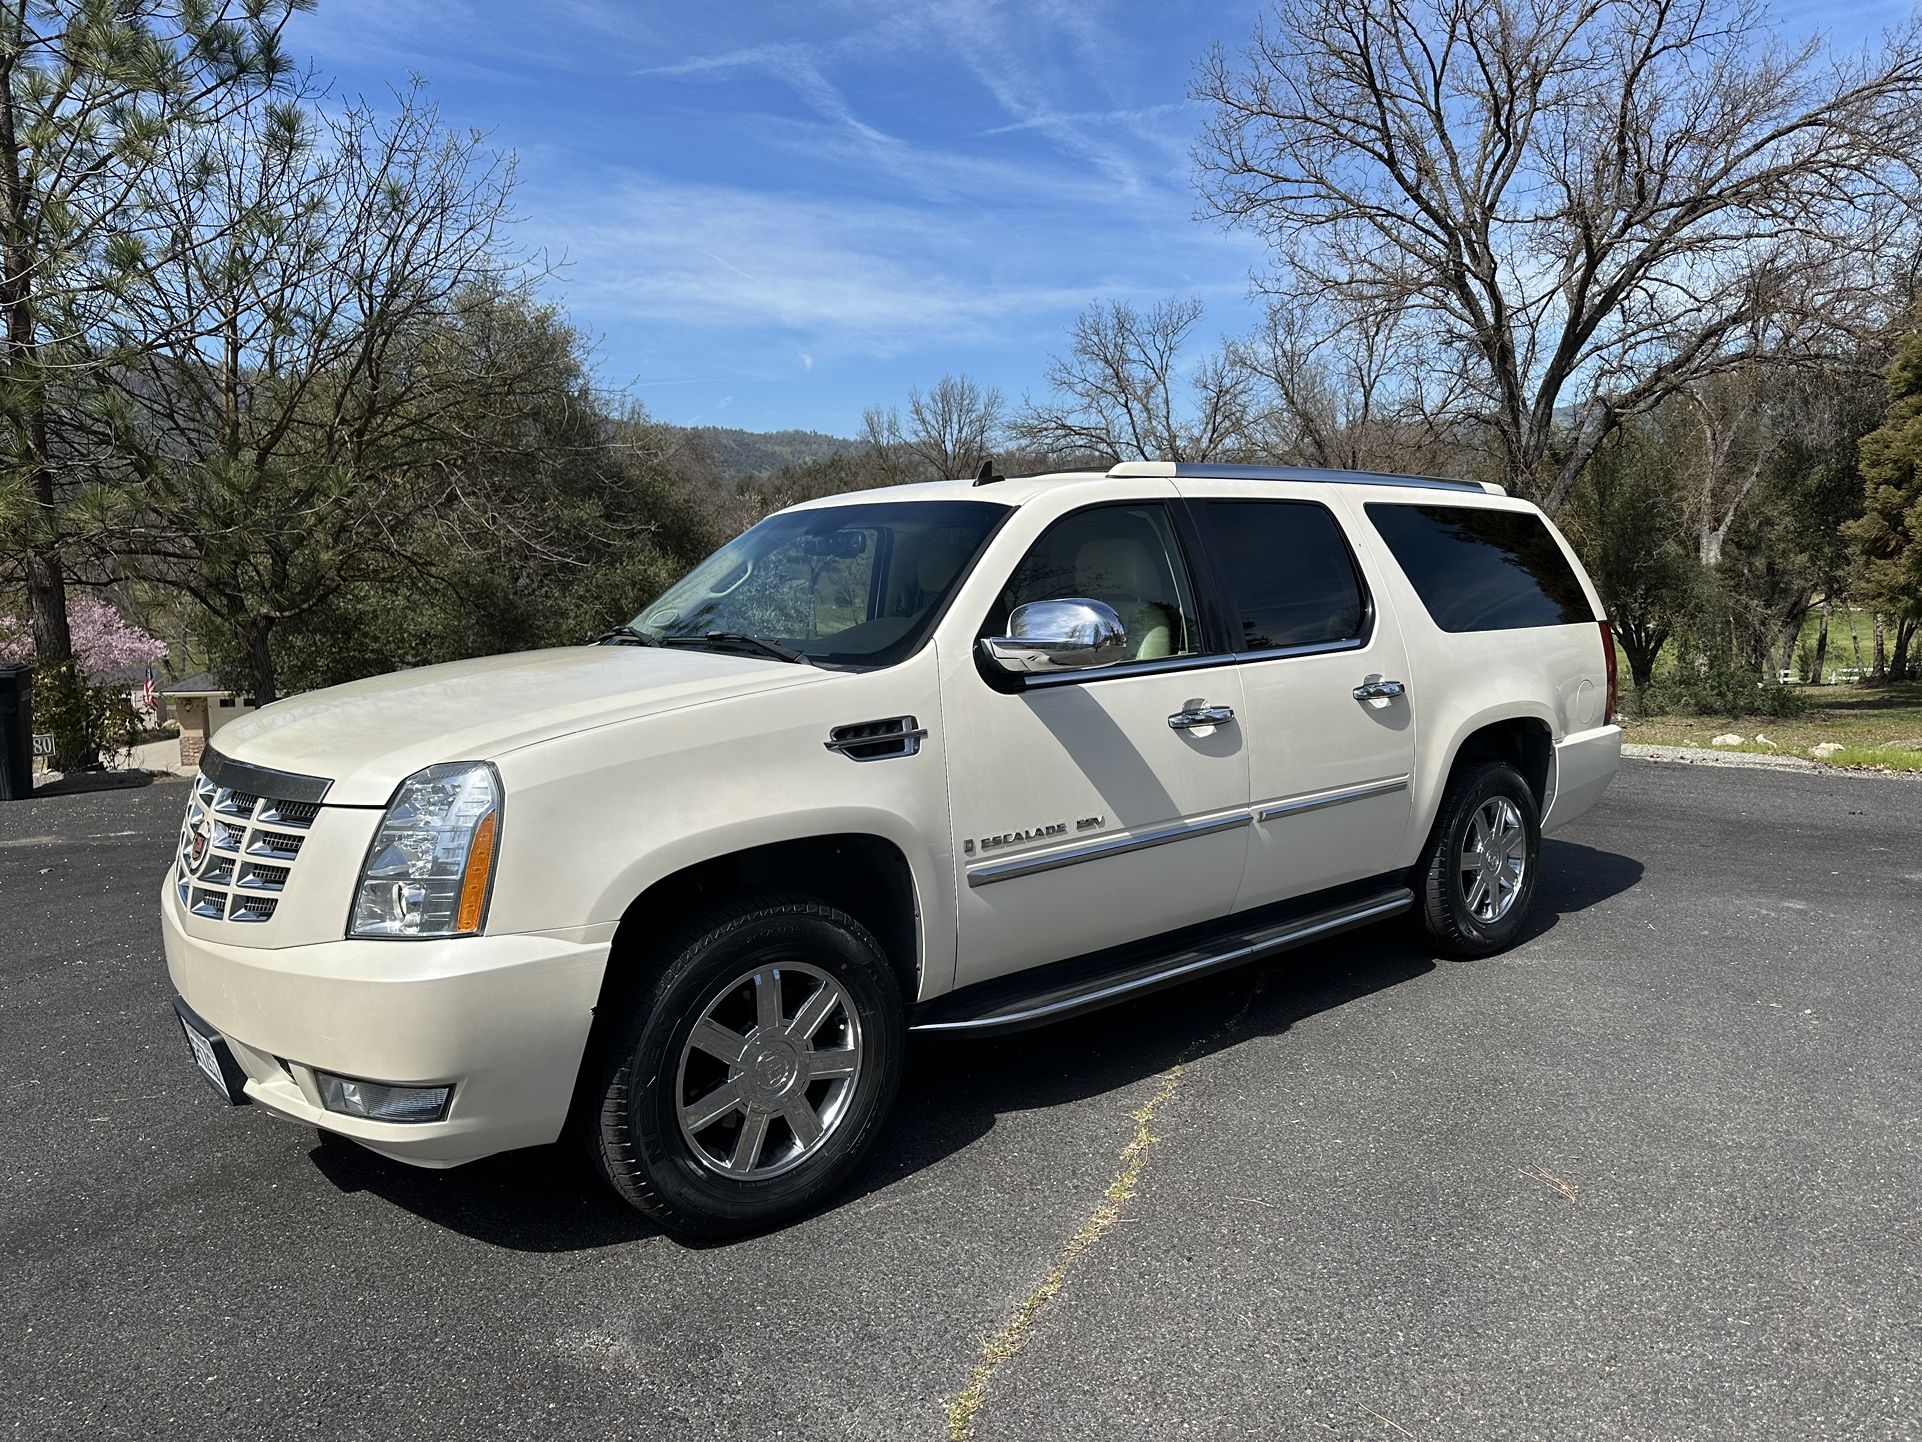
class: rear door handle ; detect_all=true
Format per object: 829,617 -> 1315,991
1352,680 -> 1406,701
1169,704 -> 1236,730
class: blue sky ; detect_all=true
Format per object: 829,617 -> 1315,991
289,0 -> 1914,438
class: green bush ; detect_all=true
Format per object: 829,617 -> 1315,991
33,660 -> 141,770
1637,657 -> 1810,718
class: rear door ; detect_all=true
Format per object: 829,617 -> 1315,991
1178,483 -> 1417,911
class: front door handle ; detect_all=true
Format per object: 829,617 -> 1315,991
1352,680 -> 1407,701
1169,704 -> 1236,730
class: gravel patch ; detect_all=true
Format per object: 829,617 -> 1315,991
1623,742 -> 1922,778
1621,742 -> 1819,771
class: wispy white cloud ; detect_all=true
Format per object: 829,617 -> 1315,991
636,2 -> 1197,203
914,0 -> 1170,197
535,178 -> 1196,354
289,0 -> 1268,426
637,40 -> 1128,211
975,103 -> 1192,139
293,0 -> 604,83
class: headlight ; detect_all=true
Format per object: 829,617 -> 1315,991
350,762 -> 501,939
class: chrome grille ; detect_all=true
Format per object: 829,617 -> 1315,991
175,769 -> 322,924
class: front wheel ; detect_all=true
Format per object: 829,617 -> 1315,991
1415,760 -> 1541,958
589,894 -> 904,1239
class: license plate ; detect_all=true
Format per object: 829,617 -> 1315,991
174,998 -> 247,1105
182,1017 -> 225,1091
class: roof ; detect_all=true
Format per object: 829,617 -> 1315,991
160,672 -> 234,697
786,460 -> 1508,513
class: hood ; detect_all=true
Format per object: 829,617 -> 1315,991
207,645 -> 829,805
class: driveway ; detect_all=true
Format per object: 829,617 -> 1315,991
2,762 -> 1917,1440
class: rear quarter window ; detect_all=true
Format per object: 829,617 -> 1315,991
1366,503 -> 1592,632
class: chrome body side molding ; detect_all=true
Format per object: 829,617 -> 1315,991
964,811 -> 1252,888
1254,775 -> 1409,824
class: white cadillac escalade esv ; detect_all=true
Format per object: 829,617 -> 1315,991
163,460 -> 1621,1236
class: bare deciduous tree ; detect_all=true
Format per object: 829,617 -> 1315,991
863,373 -> 1003,481
1681,373 -> 1781,569
1014,297 -> 1251,463
1195,0 -> 1922,513
1236,297 -> 1469,473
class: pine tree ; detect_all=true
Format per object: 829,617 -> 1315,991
1845,304 -> 1922,680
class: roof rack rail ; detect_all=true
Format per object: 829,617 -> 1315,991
1107,460 -> 1500,496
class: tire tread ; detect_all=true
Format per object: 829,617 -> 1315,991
1415,759 -> 1539,959
586,891 -> 900,1238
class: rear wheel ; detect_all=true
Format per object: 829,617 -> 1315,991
1416,760 -> 1540,958
589,894 -> 904,1239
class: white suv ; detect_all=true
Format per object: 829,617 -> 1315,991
162,460 -> 1621,1236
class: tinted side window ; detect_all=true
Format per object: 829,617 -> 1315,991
1366,503 -> 1591,632
1201,501 -> 1367,651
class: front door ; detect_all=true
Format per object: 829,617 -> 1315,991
943,498 -> 1251,986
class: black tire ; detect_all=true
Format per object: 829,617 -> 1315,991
587,893 -> 904,1240
1415,759 -> 1541,958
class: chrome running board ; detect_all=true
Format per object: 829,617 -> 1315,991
911,883 -> 1413,1035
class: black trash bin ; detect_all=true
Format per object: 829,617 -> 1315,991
0,665 -> 35,801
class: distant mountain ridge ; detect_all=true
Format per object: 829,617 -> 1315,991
668,424 -> 862,479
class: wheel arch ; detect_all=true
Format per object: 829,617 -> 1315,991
1435,711 -> 1556,819
593,826 -> 929,1018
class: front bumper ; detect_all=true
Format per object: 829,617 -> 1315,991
161,880 -> 609,1167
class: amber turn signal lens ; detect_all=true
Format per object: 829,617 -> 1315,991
455,811 -> 498,934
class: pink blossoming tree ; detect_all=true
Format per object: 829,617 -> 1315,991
0,596 -> 168,682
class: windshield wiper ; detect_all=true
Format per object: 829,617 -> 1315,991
662,632 -> 812,665
594,625 -> 661,647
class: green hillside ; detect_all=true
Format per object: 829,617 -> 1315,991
671,425 -> 862,479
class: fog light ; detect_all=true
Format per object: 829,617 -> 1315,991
315,1072 -> 452,1123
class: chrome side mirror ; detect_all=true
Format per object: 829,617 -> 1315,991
981,598 -> 1128,675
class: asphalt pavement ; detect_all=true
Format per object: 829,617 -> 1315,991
2,761 -> 1918,1441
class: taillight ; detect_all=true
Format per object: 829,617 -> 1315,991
1599,620 -> 1618,722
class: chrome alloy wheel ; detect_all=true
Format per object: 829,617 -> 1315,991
1459,796 -> 1527,923
675,961 -> 863,1179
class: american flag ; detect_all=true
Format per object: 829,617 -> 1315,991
142,666 -> 157,714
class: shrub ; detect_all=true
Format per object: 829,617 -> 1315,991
1636,656 -> 1810,717
30,660 -> 143,769
1796,640 -> 1818,685
0,599 -> 167,769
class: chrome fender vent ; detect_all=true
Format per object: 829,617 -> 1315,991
825,715 -> 928,762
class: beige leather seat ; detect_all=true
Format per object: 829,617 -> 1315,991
915,544 -> 969,603
1074,538 -> 1177,661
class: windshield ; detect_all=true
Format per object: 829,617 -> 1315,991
630,500 -> 1009,668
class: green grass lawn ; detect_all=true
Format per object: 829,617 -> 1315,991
1622,683 -> 1922,770
1791,605 -> 1881,677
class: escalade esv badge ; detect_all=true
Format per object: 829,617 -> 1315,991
971,821 -> 1069,854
